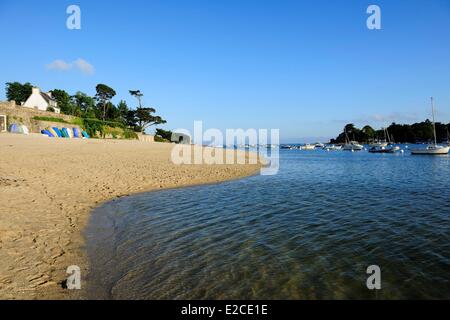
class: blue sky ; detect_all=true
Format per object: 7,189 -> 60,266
1,0 -> 449,142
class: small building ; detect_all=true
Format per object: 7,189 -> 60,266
171,132 -> 191,144
23,87 -> 60,114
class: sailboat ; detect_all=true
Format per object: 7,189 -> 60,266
368,133 -> 388,148
323,144 -> 342,151
369,127 -> 400,153
343,130 -> 364,151
411,97 -> 450,155
368,140 -> 388,148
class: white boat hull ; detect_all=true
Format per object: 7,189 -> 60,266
369,142 -> 388,148
411,146 -> 450,155
343,144 -> 364,151
301,145 -> 315,150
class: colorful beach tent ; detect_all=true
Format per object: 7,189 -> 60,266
52,127 -> 63,137
66,127 -> 73,138
61,128 -> 70,138
81,131 -> 90,138
73,128 -> 80,138
41,130 -> 55,137
8,124 -> 29,134
48,127 -> 58,137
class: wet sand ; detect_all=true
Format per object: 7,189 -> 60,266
0,134 -> 261,299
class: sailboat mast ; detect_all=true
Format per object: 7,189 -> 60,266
431,97 -> 437,145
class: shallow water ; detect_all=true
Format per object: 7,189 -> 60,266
85,148 -> 450,299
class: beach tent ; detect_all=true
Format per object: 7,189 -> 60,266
52,127 -> 63,137
61,128 -> 70,138
48,127 -> 58,137
73,128 -> 80,138
41,130 -> 55,137
81,131 -> 90,139
66,127 -> 74,138
8,124 -> 29,135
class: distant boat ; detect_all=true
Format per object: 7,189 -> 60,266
369,128 -> 401,153
301,144 -> 315,150
343,142 -> 364,151
368,140 -> 388,148
323,144 -> 342,151
314,142 -> 325,149
281,145 -> 299,150
369,145 -> 401,154
411,144 -> 449,155
369,142 -> 388,148
343,130 -> 364,151
411,98 -> 450,155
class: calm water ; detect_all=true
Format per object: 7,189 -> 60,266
85,148 -> 450,299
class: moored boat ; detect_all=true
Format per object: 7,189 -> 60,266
314,142 -> 325,149
411,98 -> 449,155
369,128 -> 401,153
301,144 -> 315,150
323,144 -> 342,151
368,141 -> 388,148
343,142 -> 364,151
342,129 -> 364,151
369,145 -> 401,153
411,145 -> 449,155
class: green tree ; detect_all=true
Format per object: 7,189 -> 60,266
105,102 -> 120,121
51,89 -> 72,114
95,84 -> 116,121
129,90 -> 143,108
344,123 -> 356,133
6,82 -> 33,104
331,119 -> 450,144
344,123 -> 361,141
134,107 -> 167,133
72,92 -> 96,118
128,89 -> 166,132
117,100 -> 138,127
155,128 -> 173,140
361,125 -> 375,142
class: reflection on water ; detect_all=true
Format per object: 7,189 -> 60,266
85,149 -> 450,299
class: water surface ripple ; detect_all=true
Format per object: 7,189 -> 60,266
86,150 -> 450,299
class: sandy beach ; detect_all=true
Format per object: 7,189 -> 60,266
0,134 -> 261,299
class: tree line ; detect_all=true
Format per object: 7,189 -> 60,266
5,81 -> 166,133
331,122 -> 450,144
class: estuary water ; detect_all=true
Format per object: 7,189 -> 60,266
85,148 -> 450,299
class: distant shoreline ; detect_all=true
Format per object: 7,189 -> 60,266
0,134 -> 261,299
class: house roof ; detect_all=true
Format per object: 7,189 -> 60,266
40,92 -> 56,103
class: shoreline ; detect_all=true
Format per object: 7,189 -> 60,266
84,171 -> 262,299
0,134 -> 261,300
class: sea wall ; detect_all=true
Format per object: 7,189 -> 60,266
0,101 -> 156,141
0,101 -> 78,133
137,133 -> 155,143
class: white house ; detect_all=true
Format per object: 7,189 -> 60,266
23,87 -> 60,114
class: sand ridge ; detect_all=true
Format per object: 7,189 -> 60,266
0,134 -> 261,299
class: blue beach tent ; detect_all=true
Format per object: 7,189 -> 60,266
61,128 -> 70,138
41,130 -> 55,137
52,127 -> 63,137
8,124 -> 29,134
73,128 -> 80,138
